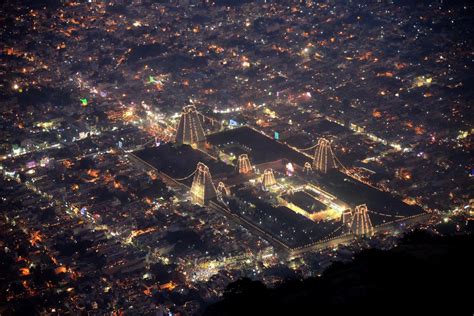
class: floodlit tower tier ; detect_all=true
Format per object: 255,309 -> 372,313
190,162 -> 217,206
216,182 -> 230,199
303,162 -> 313,174
341,209 -> 353,226
238,154 -> 252,174
350,204 -> 374,237
312,138 -> 337,174
175,105 -> 206,145
261,168 -> 277,189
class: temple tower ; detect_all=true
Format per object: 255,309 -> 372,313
238,154 -> 252,174
350,204 -> 374,237
262,168 -> 277,189
312,138 -> 337,173
175,105 -> 206,145
190,162 -> 216,205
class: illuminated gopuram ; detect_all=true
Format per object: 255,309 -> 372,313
341,209 -> 353,225
238,154 -> 252,174
216,181 -> 230,199
303,162 -> 312,174
312,138 -> 337,173
190,162 -> 217,206
350,204 -> 374,237
286,187 -> 295,195
175,105 -> 206,145
262,168 -> 277,189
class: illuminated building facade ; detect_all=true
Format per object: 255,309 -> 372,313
262,168 -> 277,189
341,208 -> 353,225
312,138 -> 337,173
190,162 -> 217,205
216,181 -> 230,199
238,154 -> 252,174
175,105 -> 206,145
350,204 -> 374,237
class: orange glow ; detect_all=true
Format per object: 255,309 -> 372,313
308,209 -> 340,222
113,180 -> 123,190
208,44 -> 224,54
63,160 -> 73,168
4,47 -> 24,57
403,197 -> 417,205
122,108 -> 136,120
69,18 -> 81,25
50,256 -> 58,265
395,62 -> 407,70
159,281 -> 176,291
318,40 -> 328,46
143,286 -> 152,296
19,267 -> 30,276
414,126 -> 425,135
256,119 -> 270,128
29,231 -> 42,246
87,169 -> 100,178
127,227 -> 157,243
372,109 -> 382,118
376,71 -> 394,77
148,171 -> 158,180
55,266 -> 67,274
404,121 -> 425,135
399,169 -> 412,181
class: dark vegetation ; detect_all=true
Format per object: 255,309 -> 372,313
204,230 -> 473,315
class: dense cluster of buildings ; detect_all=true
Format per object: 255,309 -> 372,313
1,0 -> 472,314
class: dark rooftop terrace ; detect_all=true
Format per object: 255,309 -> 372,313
316,170 -> 425,225
207,126 -> 310,166
135,143 -> 233,186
